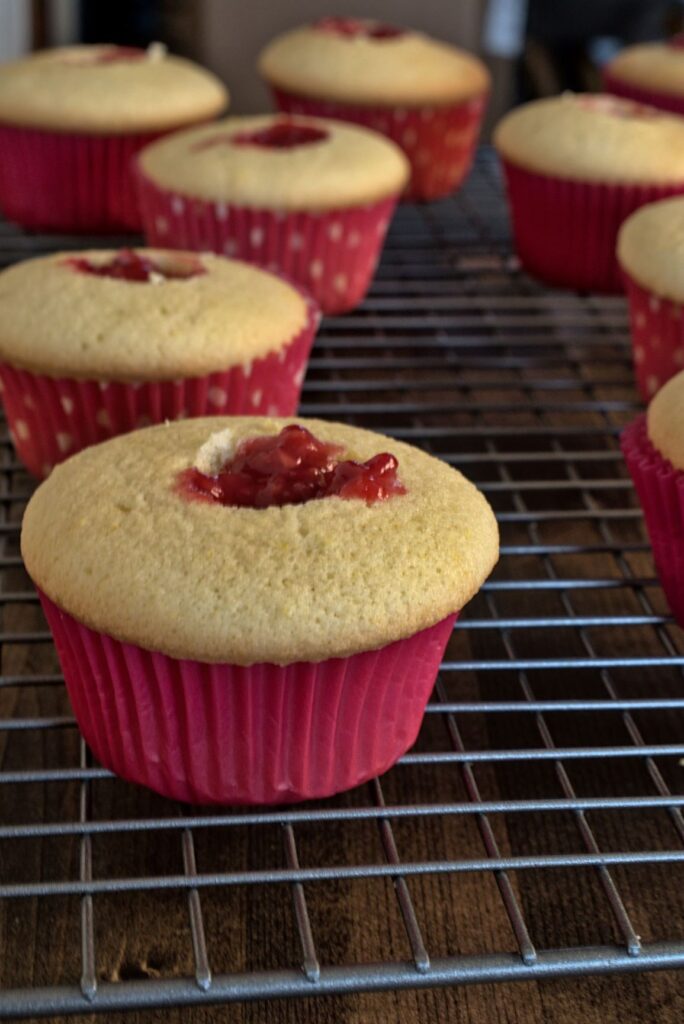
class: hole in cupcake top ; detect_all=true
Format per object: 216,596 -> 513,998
313,16 -> 405,40
58,43 -> 167,65
65,249 -> 205,283
179,425 -> 407,509
194,121 -> 329,152
573,93 -> 660,119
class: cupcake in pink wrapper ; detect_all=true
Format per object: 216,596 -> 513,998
0,44 -> 227,232
258,18 -> 489,202
136,114 -> 409,314
617,196 -> 684,401
494,93 -> 684,293
21,416 -> 499,805
604,37 -> 684,117
0,249 -> 319,477
621,371 -> 684,625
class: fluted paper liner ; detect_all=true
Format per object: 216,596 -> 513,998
40,592 -> 458,805
621,415 -> 684,625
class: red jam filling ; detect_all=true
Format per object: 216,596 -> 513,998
180,425 -> 406,509
314,16 -> 404,40
668,33 -> 684,50
92,45 -> 146,63
62,46 -> 147,65
575,94 -> 659,119
195,121 -> 328,152
65,249 -> 204,283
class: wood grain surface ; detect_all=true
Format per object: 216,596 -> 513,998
2,196 -> 684,1022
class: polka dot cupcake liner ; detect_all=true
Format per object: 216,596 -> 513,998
0,297 -> 319,478
621,415 -> 684,626
270,88 -> 487,202
39,590 -> 457,805
603,71 -> 684,118
0,122 -> 167,232
500,158 -> 684,293
622,270 -> 684,401
136,169 -> 398,314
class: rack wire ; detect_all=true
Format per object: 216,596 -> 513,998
1,149 -> 684,1018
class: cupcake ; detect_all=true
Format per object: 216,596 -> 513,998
258,17 -> 489,201
621,370 -> 684,625
0,44 -> 228,232
617,196 -> 684,401
0,249 -> 318,477
605,38 -> 684,116
136,113 -> 409,314
22,415 -> 499,805
493,93 -> 684,292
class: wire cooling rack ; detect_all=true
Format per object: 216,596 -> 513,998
1,150 -> 684,1019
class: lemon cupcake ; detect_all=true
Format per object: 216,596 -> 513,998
258,17 -> 489,201
0,250 -> 318,476
0,44 -> 227,231
136,113 -> 408,314
605,38 -> 684,116
22,416 -> 499,804
494,93 -> 684,292
622,370 -> 684,625
617,196 -> 684,400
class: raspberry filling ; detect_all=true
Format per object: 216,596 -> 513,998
65,249 -> 204,283
314,16 -> 404,40
91,45 -> 146,63
575,94 -> 659,119
195,121 -> 329,151
180,425 -> 406,508
668,33 -> 684,50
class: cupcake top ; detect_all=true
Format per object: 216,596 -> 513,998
0,44 -> 228,133
607,39 -> 684,98
617,196 -> 684,302
0,250 -> 311,380
647,369 -> 684,470
21,416 -> 499,665
493,93 -> 684,183
137,114 -> 410,209
258,18 -> 489,107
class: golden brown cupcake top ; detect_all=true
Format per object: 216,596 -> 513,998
258,19 -> 489,107
618,196 -> 684,303
0,44 -> 227,133
607,41 -> 684,98
0,251 -> 310,381
138,114 -> 409,210
22,417 -> 499,665
647,370 -> 684,470
494,93 -> 684,183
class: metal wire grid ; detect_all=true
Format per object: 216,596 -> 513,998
2,149 -> 684,1018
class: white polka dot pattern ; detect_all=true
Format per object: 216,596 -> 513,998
268,87 -> 486,201
626,277 -> 684,401
137,170 -> 399,313
0,298 -> 317,477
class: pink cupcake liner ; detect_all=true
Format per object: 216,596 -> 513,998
621,415 -> 684,625
0,122 -> 170,232
500,158 -> 684,293
0,296 -> 319,478
136,169 -> 398,315
39,591 -> 458,805
603,71 -> 684,118
270,87 -> 487,202
622,270 -> 684,401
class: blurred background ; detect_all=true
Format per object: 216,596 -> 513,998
1,0 -> 684,131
